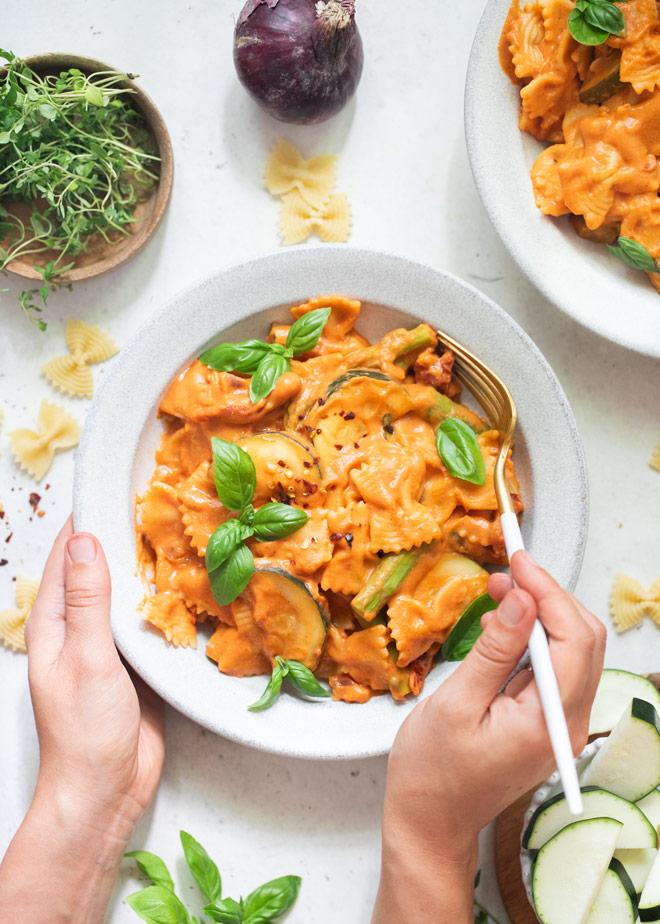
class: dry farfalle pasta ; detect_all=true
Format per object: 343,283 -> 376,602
650,443 -> 660,473
280,191 -> 352,246
610,573 -> 660,632
9,400 -> 81,481
264,138 -> 337,210
265,139 -> 352,245
41,319 -> 118,398
0,576 -> 40,652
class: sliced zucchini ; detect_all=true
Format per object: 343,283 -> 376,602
351,548 -> 423,622
325,368 -> 392,399
579,51 -> 622,105
581,698 -> 660,802
238,431 -> 322,506
585,859 -> 638,924
590,669 -> 660,736
532,817 -> 622,924
637,789 -> 660,834
614,848 -> 657,897
639,848 -> 660,921
247,567 -> 328,669
523,787 -> 657,851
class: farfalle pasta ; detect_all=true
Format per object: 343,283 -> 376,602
136,296 -> 523,703
264,139 -> 337,209
279,191 -> 352,245
610,573 -> 660,631
9,400 -> 81,481
42,319 -> 118,398
0,576 -> 40,652
500,0 -> 660,291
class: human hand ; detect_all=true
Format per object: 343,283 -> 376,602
372,550 -> 606,924
25,516 -> 165,832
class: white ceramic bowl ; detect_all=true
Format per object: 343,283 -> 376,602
73,246 -> 588,759
465,0 -> 660,358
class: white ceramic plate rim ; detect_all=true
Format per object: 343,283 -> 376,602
465,0 -> 660,358
73,245 -> 588,760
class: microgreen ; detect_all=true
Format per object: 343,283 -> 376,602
568,0 -> 629,45
249,656 -> 331,712
435,418 -> 486,485
607,236 -> 657,273
125,832 -> 301,924
441,593 -> 498,661
0,51 -> 160,328
199,307 -> 331,403
206,438 -> 309,606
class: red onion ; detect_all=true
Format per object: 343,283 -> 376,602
234,0 -> 363,125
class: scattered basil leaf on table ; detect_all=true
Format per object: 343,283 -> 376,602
208,543 -> 255,607
242,875 -> 302,922
180,830 -> 223,903
436,418 -> 486,486
199,307 -> 331,403
127,885 -> 190,924
249,656 -> 330,711
442,593 -> 498,661
607,236 -> 657,272
568,0 -> 628,44
212,438 -> 256,513
125,850 -> 175,892
252,503 -> 309,541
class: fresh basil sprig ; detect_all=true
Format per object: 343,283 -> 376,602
125,832 -> 301,924
436,418 -> 486,486
442,593 -> 498,661
200,307 -> 331,403
249,655 -> 331,712
607,236 -> 657,273
207,438 -> 309,606
568,0 -> 628,45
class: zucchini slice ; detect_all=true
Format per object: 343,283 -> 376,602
579,51 -> 622,105
532,817 -> 622,924
639,848 -> 660,921
238,431 -> 322,506
523,786 -> 657,851
637,788 -> 660,833
614,848 -> 657,897
581,698 -> 660,802
586,859 -> 638,924
325,368 -> 392,399
589,669 -> 660,736
247,567 -> 329,669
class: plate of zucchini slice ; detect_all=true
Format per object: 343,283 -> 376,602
73,246 -> 587,758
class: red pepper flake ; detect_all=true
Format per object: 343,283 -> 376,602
344,411 -> 355,420
29,492 -> 41,511
345,532 -> 354,549
303,461 -> 312,469
45,484 -> 51,490
338,410 -> 345,417
318,397 -> 325,406
5,533 -> 13,543
353,442 -> 359,449
313,456 -> 321,464
277,459 -> 286,467
316,428 -> 322,434
302,480 -> 318,495
0,511 -> 4,519
0,559 -> 7,566
334,444 -> 343,451
329,532 -> 343,542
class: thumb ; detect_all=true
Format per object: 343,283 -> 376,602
449,588 -> 537,715
63,532 -> 113,654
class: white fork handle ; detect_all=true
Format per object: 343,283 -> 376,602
500,512 -> 583,816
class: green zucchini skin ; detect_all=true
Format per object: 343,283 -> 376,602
523,786 -> 602,850
325,369 -> 392,399
609,858 -> 640,920
254,567 -> 329,630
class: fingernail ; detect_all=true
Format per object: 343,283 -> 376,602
499,593 -> 525,626
515,550 -> 536,568
67,534 -> 97,563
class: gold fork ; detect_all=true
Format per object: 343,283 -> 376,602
437,328 -> 583,816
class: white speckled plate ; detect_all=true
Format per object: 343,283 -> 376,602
73,246 -> 588,759
465,0 -> 660,358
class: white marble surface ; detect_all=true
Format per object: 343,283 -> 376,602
1,1 -> 660,921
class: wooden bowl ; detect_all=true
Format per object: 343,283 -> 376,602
1,53 -> 173,283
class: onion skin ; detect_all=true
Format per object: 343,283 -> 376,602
234,0 -> 364,125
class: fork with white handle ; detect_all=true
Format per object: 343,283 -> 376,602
437,328 -> 583,817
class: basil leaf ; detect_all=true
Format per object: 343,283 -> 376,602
251,503 -> 309,542
436,419 -> 486,486
125,851 -> 174,891
206,519 -> 244,572
608,236 -> 657,272
212,437 -> 256,512
203,897 -> 244,924
249,353 -> 290,404
567,7 -> 609,44
200,340 -> 273,375
248,661 -> 284,712
285,307 -> 331,355
208,544 -> 254,606
127,885 -> 190,924
442,592 -> 498,662
179,831 -> 222,903
582,0 -> 625,34
243,875 -> 302,923
283,659 -> 331,699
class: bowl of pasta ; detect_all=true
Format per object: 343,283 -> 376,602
73,246 -> 587,759
465,0 -> 660,358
